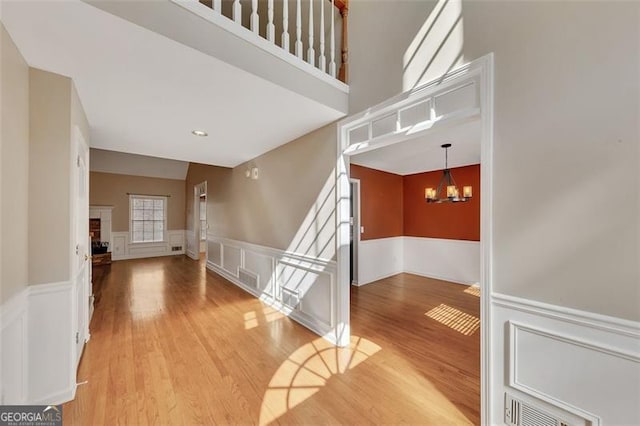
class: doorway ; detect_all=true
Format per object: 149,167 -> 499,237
72,126 -> 91,366
199,192 -> 207,255
192,181 -> 207,261
336,54 -> 494,423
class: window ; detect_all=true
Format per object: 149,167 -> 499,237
199,195 -> 206,241
130,195 -> 166,243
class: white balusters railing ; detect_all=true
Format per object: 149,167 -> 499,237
199,0 -> 347,83
329,0 -> 336,78
232,0 -> 241,24
318,0 -> 326,72
266,0 -> 275,43
282,0 -> 290,51
307,0 -> 315,66
250,0 -> 259,33
295,0 -> 303,59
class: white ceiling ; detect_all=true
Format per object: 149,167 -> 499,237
1,0 -> 345,167
90,149 -> 189,180
350,119 -> 481,175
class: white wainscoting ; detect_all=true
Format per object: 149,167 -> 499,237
403,237 -> 480,285
356,236 -> 480,286
186,230 -> 199,260
28,281 -> 76,405
491,293 -> 640,426
0,281 -> 80,405
356,237 -> 404,285
111,230 -> 186,261
0,290 -> 28,404
205,236 -> 338,344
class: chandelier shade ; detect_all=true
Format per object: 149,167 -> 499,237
425,143 -> 472,203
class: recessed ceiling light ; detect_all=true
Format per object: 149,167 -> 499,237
192,130 -> 208,137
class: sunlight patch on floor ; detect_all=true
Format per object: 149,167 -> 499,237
130,270 -> 166,319
425,304 -> 480,336
463,285 -> 480,297
258,336 -> 381,425
244,306 -> 286,330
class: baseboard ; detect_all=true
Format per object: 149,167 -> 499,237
186,249 -> 199,260
112,251 -> 185,261
30,384 -> 76,406
403,270 -> 478,286
356,270 -> 404,286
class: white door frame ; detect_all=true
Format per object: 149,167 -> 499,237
335,54 -> 494,424
349,178 -> 361,285
71,125 -> 91,369
190,181 -> 207,261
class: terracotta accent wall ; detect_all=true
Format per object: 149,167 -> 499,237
351,164 -> 480,242
350,164 -> 403,240
403,164 -> 480,241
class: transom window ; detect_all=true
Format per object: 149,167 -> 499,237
130,195 -> 166,243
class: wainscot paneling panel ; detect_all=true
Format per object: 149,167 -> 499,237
206,236 -> 337,344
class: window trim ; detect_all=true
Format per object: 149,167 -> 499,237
129,194 -> 168,244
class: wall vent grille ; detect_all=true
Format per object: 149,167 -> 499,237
281,287 -> 300,309
238,268 -> 259,288
171,246 -> 182,252
505,394 -> 571,426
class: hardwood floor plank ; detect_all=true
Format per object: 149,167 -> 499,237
64,256 -> 479,425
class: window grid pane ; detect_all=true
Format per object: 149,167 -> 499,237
131,196 -> 166,243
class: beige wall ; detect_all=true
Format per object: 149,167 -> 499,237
349,0 -> 640,321
1,23 -> 29,303
28,69 -> 73,285
90,172 -> 186,232
186,122 -> 337,255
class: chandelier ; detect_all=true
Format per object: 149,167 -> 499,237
425,143 -> 472,203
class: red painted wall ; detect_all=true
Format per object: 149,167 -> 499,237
350,164 -> 403,240
403,164 -> 480,241
350,164 -> 480,242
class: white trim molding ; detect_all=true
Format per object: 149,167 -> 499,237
356,237 -> 404,285
1,280 -> 82,406
493,293 -> 640,338
337,53 -> 495,422
355,236 -> 480,287
0,290 -> 28,404
111,229 -> 186,261
205,236 -> 339,345
492,293 -> 640,426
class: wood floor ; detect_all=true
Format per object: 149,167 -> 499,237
64,256 -> 480,425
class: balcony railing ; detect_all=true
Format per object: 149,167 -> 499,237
195,0 -> 348,83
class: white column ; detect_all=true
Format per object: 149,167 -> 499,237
329,0 -> 336,77
213,0 -> 221,13
319,0 -> 326,72
233,0 -> 241,24
282,0 -> 290,51
295,0 -> 303,59
267,0 -> 275,42
250,0 -> 259,33
307,0 -> 315,66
